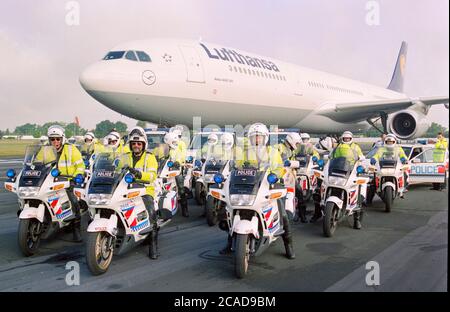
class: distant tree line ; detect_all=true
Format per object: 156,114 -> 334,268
0,120 -> 128,139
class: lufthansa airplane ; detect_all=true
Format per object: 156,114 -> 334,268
79,38 -> 448,139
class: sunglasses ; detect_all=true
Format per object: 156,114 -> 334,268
85,139 -> 92,143
50,138 -> 61,142
131,142 -> 143,146
108,140 -> 118,144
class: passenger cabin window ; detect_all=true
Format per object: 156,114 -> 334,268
103,51 -> 126,60
136,51 -> 151,62
125,51 -> 138,61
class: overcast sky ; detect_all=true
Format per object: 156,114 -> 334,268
0,0 -> 448,132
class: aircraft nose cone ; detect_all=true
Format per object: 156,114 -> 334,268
79,63 -> 102,91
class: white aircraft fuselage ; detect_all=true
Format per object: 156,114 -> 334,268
79,38 -> 411,133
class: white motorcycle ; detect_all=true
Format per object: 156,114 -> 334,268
4,145 -> 86,256
74,152 -> 178,275
202,158 -> 232,226
209,164 -> 294,278
314,157 -> 369,237
369,156 -> 409,212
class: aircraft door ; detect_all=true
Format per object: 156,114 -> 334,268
179,45 -> 205,83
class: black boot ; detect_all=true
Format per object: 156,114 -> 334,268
353,212 -> 362,230
219,235 -> 233,255
310,204 -> 322,223
149,229 -> 159,259
180,197 -> 189,217
283,235 -> 296,259
72,220 -> 83,242
298,204 -> 307,223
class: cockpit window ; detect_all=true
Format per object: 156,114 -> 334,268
136,51 -> 151,62
103,51 -> 126,60
125,50 -> 138,61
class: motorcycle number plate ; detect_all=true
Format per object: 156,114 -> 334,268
23,170 -> 41,177
95,170 -> 114,178
236,169 -> 257,176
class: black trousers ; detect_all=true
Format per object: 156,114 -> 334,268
142,195 -> 158,228
175,175 -> 186,197
277,198 -> 293,241
67,185 -> 81,222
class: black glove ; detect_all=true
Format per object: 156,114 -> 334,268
129,168 -> 142,179
173,161 -> 181,169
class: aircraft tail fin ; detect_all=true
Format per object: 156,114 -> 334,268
387,41 -> 408,93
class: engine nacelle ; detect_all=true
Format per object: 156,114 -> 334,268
387,110 -> 430,140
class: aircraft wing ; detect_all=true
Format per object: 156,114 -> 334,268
317,96 -> 449,123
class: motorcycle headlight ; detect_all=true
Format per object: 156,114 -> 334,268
18,187 -> 40,197
88,194 -> 112,205
230,194 -> 256,206
328,176 -> 347,186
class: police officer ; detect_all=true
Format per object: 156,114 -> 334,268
432,132 -> 448,190
47,125 -> 85,242
125,127 -> 160,259
329,131 -> 365,229
221,123 -> 295,259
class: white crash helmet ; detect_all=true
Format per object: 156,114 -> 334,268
222,133 -> 234,150
84,132 -> 95,144
39,136 -> 48,145
285,133 -> 301,150
300,133 -> 311,144
169,125 -> 185,139
248,123 -> 269,146
107,131 -> 121,149
164,131 -> 180,149
384,134 -> 397,147
128,126 -> 148,150
207,133 -> 219,145
341,131 -> 353,144
47,125 -> 66,145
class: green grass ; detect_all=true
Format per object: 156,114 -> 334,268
0,140 -> 36,157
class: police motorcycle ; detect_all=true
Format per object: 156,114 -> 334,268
191,158 -> 206,205
209,163 -> 294,278
154,152 -> 182,217
288,155 -> 321,202
313,157 -> 369,237
368,154 -> 409,213
202,157 -> 232,226
4,145 -> 87,256
73,150 -> 176,275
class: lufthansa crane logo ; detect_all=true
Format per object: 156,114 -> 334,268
142,70 -> 156,85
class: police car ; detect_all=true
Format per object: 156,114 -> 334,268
365,139 -> 448,186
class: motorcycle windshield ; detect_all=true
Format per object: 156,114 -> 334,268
294,154 -> 310,168
89,149 -> 130,194
204,158 -> 227,174
378,148 -> 403,168
19,145 -> 57,188
24,145 -> 57,166
328,157 -> 354,178
229,163 -> 268,195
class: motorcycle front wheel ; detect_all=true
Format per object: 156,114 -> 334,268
18,218 -> 42,256
234,234 -> 250,279
195,182 -> 205,205
86,232 -> 114,275
205,196 -> 219,226
323,202 -> 339,237
384,186 -> 393,213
